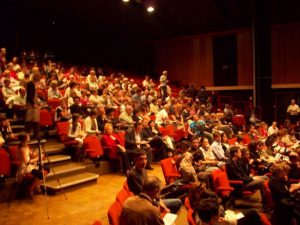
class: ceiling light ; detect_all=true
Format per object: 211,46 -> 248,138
147,6 -> 155,13
122,0 -> 130,3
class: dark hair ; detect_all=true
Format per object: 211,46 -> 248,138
229,146 -> 240,158
71,114 -> 80,134
26,81 -> 36,106
134,149 -> 147,158
134,121 -> 142,128
248,141 -> 258,153
196,198 -> 219,223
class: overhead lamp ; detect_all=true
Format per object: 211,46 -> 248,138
146,6 -> 155,13
122,0 -> 130,3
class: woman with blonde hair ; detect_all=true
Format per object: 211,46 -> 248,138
101,123 -> 130,173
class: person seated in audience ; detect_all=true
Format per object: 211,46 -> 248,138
178,141 -> 199,183
211,131 -> 228,162
126,150 -> 182,214
248,141 -> 272,175
258,121 -> 268,139
281,127 -> 298,148
268,121 -> 278,136
194,190 -> 262,225
198,136 -> 220,169
119,105 -> 135,128
149,98 -> 160,115
226,146 -> 267,207
2,78 -> 15,102
0,116 -> 16,146
69,96 -> 87,118
288,152 -> 300,180
55,100 -> 71,122
5,86 -> 26,119
17,133 -> 48,199
89,89 -> 102,107
101,123 -> 130,174
247,124 -> 259,141
83,109 -> 101,136
47,80 -> 62,99
125,121 -> 153,169
155,103 -> 170,126
68,113 -> 86,161
269,163 -> 300,225
120,176 -> 164,225
96,105 -> 108,133
79,89 -> 89,107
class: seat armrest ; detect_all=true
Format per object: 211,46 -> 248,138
229,180 -> 244,185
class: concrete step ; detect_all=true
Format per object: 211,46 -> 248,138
42,172 -> 99,190
46,162 -> 86,177
44,141 -> 65,155
43,154 -> 71,164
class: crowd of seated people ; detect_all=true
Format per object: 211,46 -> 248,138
1,47 -> 300,224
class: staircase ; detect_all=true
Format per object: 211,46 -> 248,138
8,119 -> 102,194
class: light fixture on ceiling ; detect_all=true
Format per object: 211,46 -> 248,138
146,6 -> 155,13
122,0 -> 130,3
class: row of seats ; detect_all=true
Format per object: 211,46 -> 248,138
107,181 -> 133,225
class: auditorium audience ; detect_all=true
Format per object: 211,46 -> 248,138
0,47 -> 299,225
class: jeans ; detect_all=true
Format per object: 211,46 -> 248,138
163,198 -> 182,214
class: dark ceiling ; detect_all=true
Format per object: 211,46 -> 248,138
1,0 -> 300,72
13,0 -> 300,42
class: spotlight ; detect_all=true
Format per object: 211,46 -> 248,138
122,0 -> 130,3
147,6 -> 155,13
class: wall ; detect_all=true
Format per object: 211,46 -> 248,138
153,29 -> 254,88
271,22 -> 300,85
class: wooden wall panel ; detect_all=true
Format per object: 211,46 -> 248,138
154,29 -> 253,88
237,31 -> 253,85
272,23 -> 300,84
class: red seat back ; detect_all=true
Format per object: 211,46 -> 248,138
83,136 -> 104,159
40,109 -> 53,127
263,180 -> 274,210
47,98 -> 62,109
116,131 -> 125,147
216,172 -> 232,197
92,221 -> 102,225
211,169 -> 223,192
0,149 -> 11,176
160,157 -> 181,185
56,121 -> 70,142
187,208 -> 196,225
116,188 -> 133,206
107,201 -> 122,225
184,196 -> 191,209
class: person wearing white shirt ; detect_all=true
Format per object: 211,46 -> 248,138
268,121 -> 279,136
47,80 -> 62,99
210,131 -> 228,161
287,99 -> 300,124
155,104 -> 170,126
83,110 -> 101,136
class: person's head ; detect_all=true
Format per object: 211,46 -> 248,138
213,131 -> 221,142
50,80 -> 58,89
289,152 -> 299,164
192,114 -> 199,121
221,132 -> 228,143
229,146 -> 242,159
291,99 -> 296,105
133,150 -> 147,169
18,133 -> 30,143
270,163 -> 290,181
104,123 -> 114,135
248,124 -> 256,133
200,137 -> 210,148
142,176 -> 162,200
196,198 -> 219,224
241,148 -> 250,160
73,96 -> 80,105
4,79 -> 10,87
248,141 -> 258,153
125,105 -> 133,115
89,109 -> 98,118
72,113 -> 81,123
272,121 -> 277,128
192,136 -> 200,149
134,121 -> 143,133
